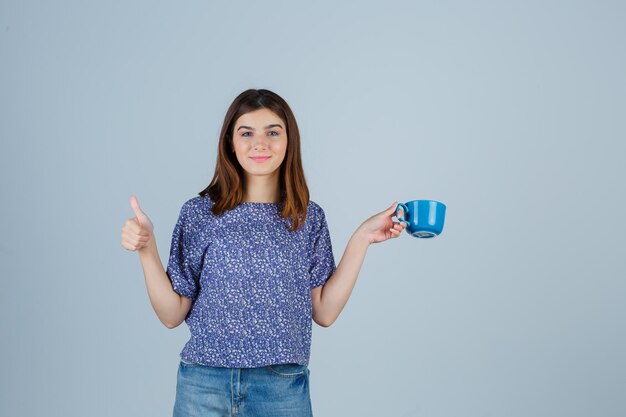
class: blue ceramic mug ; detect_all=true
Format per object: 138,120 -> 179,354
395,200 -> 447,238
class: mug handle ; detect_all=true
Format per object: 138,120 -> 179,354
394,203 -> 410,226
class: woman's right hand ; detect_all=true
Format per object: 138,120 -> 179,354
121,194 -> 155,252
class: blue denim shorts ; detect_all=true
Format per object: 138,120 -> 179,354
172,359 -> 313,417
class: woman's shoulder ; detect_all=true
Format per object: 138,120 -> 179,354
306,199 -> 330,225
307,199 -> 324,214
178,195 -> 214,218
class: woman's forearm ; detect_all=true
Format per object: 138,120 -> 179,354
138,240 -> 187,328
318,228 -> 370,326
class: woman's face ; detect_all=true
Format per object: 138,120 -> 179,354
232,108 -> 288,179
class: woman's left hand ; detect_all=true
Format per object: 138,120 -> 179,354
357,201 -> 407,244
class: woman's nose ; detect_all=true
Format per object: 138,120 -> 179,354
253,136 -> 269,149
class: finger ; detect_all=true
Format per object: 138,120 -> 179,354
130,194 -> 147,228
125,218 -> 148,235
122,234 -> 150,247
122,235 -> 149,249
121,236 -> 135,249
130,195 -> 144,216
392,203 -> 405,218
122,222 -> 142,237
131,220 -> 151,237
393,222 -> 405,231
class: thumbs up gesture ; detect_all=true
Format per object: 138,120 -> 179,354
121,194 -> 155,251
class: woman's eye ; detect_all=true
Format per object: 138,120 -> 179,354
241,131 -> 279,137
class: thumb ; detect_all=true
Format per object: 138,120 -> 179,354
130,194 -> 148,227
387,201 -> 398,213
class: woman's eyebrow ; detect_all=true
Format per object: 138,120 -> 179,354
236,124 -> 283,131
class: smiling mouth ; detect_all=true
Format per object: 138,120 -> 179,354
250,156 -> 271,162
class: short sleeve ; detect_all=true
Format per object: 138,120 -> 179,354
309,205 -> 337,289
166,202 -> 201,301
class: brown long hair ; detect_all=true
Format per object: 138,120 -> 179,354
198,89 -> 310,232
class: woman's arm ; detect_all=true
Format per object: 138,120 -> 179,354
122,195 -> 193,329
138,239 -> 193,329
312,202 -> 406,327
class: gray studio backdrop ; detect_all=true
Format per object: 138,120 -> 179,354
1,1 -> 625,416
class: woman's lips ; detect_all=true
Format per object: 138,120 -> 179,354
250,156 -> 271,163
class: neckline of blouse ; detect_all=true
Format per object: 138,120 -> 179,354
238,201 -> 281,207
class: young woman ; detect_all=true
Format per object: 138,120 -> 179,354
121,88 -> 407,416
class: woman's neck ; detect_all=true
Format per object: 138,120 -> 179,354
243,174 -> 281,203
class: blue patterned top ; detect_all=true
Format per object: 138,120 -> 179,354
166,195 -> 336,368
